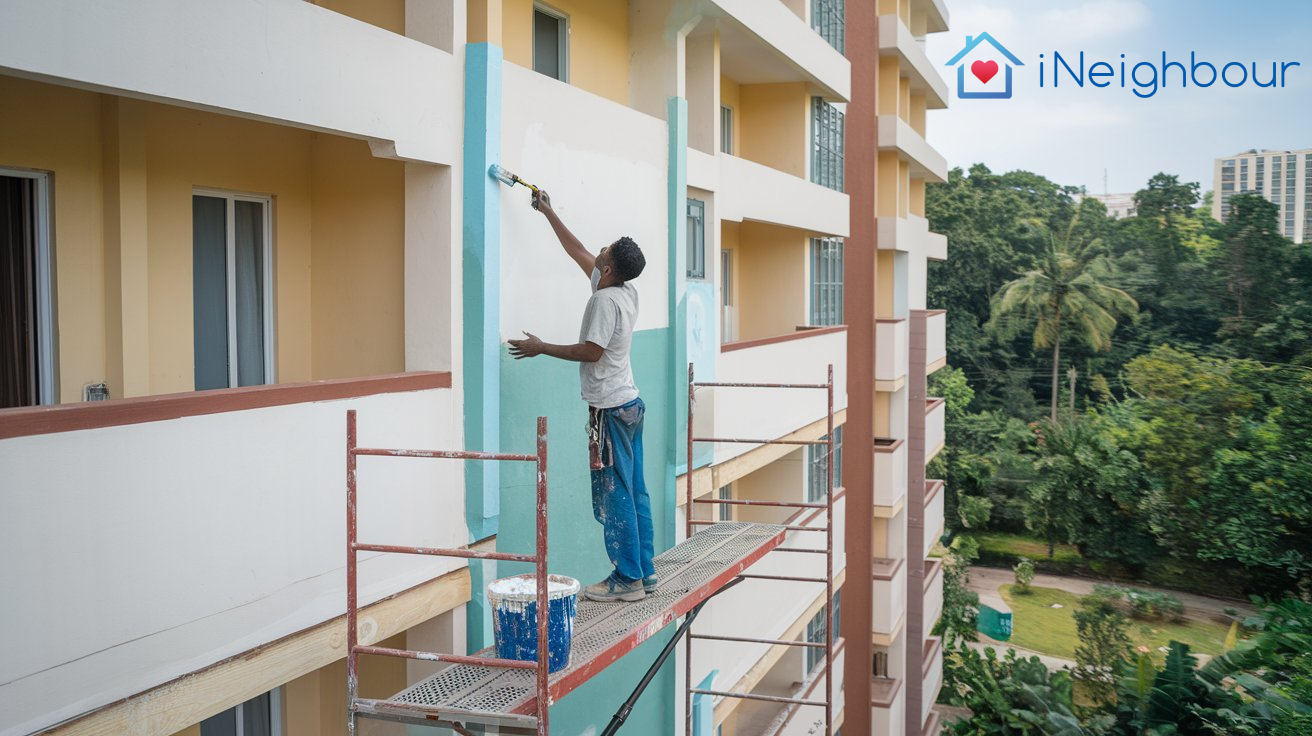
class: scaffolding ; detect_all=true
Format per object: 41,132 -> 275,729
342,408 -> 802,734
684,364 -> 838,735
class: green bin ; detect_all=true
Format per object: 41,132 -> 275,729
977,593 -> 1013,641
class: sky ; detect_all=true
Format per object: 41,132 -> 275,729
924,0 -> 1312,195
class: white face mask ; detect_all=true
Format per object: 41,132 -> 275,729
590,267 -> 602,293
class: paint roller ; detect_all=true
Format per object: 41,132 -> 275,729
489,164 -> 545,208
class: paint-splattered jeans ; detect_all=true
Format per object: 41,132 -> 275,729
588,397 -> 655,584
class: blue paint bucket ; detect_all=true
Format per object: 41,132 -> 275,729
487,574 -> 580,673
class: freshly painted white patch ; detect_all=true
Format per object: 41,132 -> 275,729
498,64 -> 670,340
0,388 -> 467,735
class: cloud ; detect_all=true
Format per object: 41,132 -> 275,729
1038,0 -> 1151,43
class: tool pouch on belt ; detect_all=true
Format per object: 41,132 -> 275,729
588,407 -> 613,471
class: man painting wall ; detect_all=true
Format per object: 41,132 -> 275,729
508,189 -> 656,602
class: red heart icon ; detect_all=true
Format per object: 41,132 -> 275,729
971,60 -> 999,84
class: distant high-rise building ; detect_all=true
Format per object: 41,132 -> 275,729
1213,149 -> 1311,243
1086,193 -> 1137,220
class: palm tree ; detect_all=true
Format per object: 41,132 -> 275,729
987,216 -> 1138,422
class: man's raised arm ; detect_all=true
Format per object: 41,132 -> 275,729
534,190 -> 595,277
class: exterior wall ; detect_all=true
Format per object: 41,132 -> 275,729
0,78 -> 408,400
311,0 -> 407,35
0,385 -> 466,735
736,223 -> 810,340
739,82 -> 811,178
502,0 -> 630,105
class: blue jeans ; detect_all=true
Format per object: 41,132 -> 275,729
589,397 -> 655,583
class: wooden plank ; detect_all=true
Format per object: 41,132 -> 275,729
39,568 -> 471,736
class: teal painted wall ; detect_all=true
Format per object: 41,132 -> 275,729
496,330 -> 675,734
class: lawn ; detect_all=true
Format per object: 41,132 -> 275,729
998,584 -> 1233,662
972,532 -> 1084,566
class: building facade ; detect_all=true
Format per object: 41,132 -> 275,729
0,1 -> 948,734
1214,148 -> 1312,243
1085,193 -> 1137,220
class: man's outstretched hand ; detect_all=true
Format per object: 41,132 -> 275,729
532,189 -> 553,214
508,331 -> 545,359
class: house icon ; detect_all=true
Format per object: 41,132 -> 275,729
945,33 -> 1024,99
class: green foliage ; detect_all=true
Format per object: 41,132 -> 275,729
942,642 -> 1095,735
1015,558 -> 1036,593
937,536 -> 982,645
1074,593 -> 1133,709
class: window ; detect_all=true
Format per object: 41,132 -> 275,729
805,592 -> 840,675
873,650 -> 890,677
718,484 -> 733,522
533,5 -> 568,82
1,169 -> 55,408
687,198 -> 706,279
810,237 -> 844,326
721,249 -> 736,342
811,0 -> 845,53
807,425 -> 844,502
811,98 -> 844,192
193,192 -> 274,391
200,689 -> 281,736
720,106 -> 734,155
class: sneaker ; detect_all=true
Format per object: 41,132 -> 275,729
584,573 -> 646,603
642,575 -> 659,594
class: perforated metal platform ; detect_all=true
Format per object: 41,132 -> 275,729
355,522 -> 787,729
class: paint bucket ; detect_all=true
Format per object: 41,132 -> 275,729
487,574 -> 580,673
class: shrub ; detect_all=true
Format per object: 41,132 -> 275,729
1014,557 -> 1036,594
1125,589 -> 1185,622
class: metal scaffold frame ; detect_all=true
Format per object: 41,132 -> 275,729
684,363 -> 838,735
345,410 -> 552,736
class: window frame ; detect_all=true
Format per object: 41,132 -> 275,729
717,484 -> 733,522
720,105 -> 734,155
807,425 -> 844,503
809,236 -> 844,327
0,166 -> 56,406
811,97 -> 845,192
532,3 -> 570,83
686,197 -> 706,280
200,687 -> 284,736
192,188 -> 276,389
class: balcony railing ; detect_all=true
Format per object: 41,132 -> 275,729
923,637 -> 945,725
872,676 -> 907,733
923,558 -> 945,636
875,318 -> 909,386
877,14 -> 948,110
925,309 -> 947,374
925,480 -> 946,557
720,154 -> 849,236
1,372 -> 464,735
925,397 -> 945,463
877,115 -> 948,183
872,557 -> 907,635
873,437 -> 908,508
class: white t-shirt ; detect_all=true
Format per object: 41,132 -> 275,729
578,283 -> 640,409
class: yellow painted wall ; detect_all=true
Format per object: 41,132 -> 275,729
899,78 -> 911,123
877,252 -> 897,318
739,83 -> 809,177
0,76 -> 107,403
736,222 -> 808,340
468,0 -> 504,44
503,0 -> 630,105
309,135 -> 406,380
911,93 -> 927,136
877,151 -> 900,218
878,62 -> 900,117
910,179 -> 925,217
310,0 -> 405,35
736,449 -> 805,525
0,77 -> 405,401
720,76 -> 743,156
874,390 -> 891,437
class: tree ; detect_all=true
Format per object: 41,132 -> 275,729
1215,194 -> 1293,354
941,643 -> 1094,735
987,214 -> 1138,422
1073,592 -> 1132,709
1014,558 -> 1036,593
936,536 -> 982,645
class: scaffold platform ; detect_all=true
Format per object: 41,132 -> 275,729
353,521 -> 788,731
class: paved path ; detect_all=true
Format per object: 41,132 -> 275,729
966,639 -> 1075,671
967,566 -> 1257,623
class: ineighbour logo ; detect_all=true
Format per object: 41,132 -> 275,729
1038,52 -> 1301,98
945,33 -> 1024,99
947,33 -> 1301,100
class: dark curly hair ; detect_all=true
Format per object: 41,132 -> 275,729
610,236 -> 646,282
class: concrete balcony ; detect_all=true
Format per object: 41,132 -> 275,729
923,558 -> 945,637
925,480 -> 946,557
0,0 -> 460,164
773,641 -> 847,736
872,557 -> 907,637
925,309 -> 947,375
925,398 -> 946,463
708,327 -> 849,467
878,15 -> 949,109
875,318 -> 909,388
0,374 -> 466,735
872,677 -> 908,734
923,637 -> 945,726
873,438 -> 908,509
877,214 -> 932,254
927,229 -> 949,261
719,154 -> 849,237
916,0 -> 951,34
710,0 -> 851,101
878,115 -> 948,183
